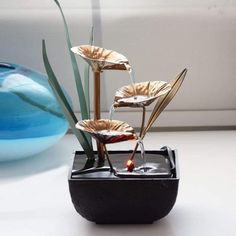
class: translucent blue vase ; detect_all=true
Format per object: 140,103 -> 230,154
0,63 -> 69,161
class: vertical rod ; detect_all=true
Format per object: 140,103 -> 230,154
139,105 -> 146,137
103,144 -> 115,173
94,71 -> 104,160
94,71 -> 101,119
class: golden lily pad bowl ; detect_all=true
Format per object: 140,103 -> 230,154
76,119 -> 136,144
114,81 -> 171,107
71,45 -> 129,71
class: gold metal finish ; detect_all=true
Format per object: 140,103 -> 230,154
71,45 -> 129,72
114,81 -> 171,107
93,71 -> 101,120
76,119 -> 136,144
71,45 -> 131,160
143,68 -> 188,137
103,144 -> 115,173
71,43 -> 187,166
129,69 -> 187,161
114,81 -> 171,161
93,71 -> 104,158
139,105 -> 146,137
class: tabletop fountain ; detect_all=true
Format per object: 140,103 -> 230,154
42,0 -> 187,224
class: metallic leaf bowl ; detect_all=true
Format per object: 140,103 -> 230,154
114,81 -> 171,107
76,119 -> 136,144
71,45 -> 129,71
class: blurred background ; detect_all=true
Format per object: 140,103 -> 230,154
1,0 -> 236,129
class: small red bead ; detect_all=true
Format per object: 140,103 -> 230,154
126,160 -> 135,172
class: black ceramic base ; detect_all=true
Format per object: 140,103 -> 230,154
68,150 -> 179,224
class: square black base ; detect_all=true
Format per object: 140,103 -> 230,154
68,150 -> 179,224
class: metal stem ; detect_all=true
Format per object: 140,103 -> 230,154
103,144 -> 115,173
93,71 -> 104,160
139,105 -> 146,137
94,71 -> 101,120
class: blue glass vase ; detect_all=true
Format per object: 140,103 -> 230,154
0,63 -> 69,161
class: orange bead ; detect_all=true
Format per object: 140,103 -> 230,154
126,160 -> 134,172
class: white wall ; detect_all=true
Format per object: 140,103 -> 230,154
0,0 -> 236,127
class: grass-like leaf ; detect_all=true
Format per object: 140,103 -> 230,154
42,40 -> 94,159
83,26 -> 94,117
54,0 -> 93,147
54,0 -> 89,120
143,68 -> 187,137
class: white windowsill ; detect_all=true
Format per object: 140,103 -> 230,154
0,130 -> 235,235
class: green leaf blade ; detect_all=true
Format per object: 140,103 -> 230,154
54,0 -> 89,121
84,65 -> 90,117
42,40 -> 94,159
83,26 -> 94,118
